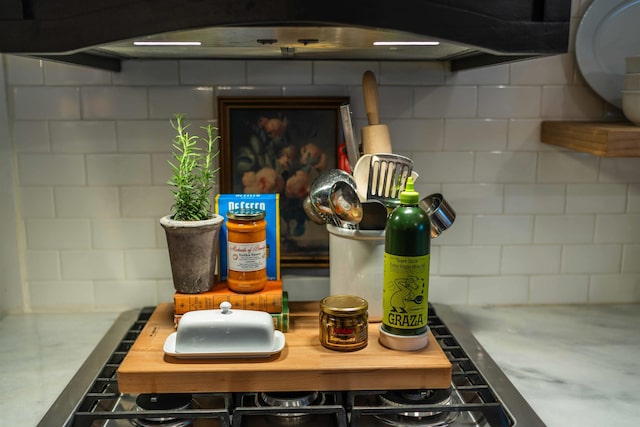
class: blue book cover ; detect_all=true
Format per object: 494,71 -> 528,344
215,193 -> 280,280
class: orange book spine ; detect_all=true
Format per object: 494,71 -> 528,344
173,280 -> 283,314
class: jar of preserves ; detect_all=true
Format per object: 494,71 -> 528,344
319,295 -> 368,351
226,209 -> 267,293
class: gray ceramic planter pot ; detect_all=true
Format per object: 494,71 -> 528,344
160,214 -> 224,294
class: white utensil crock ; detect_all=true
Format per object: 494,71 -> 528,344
327,224 -> 385,322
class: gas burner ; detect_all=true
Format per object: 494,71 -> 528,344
374,388 -> 459,427
132,393 -> 193,427
256,391 -> 325,425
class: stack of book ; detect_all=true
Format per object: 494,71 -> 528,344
173,279 -> 289,332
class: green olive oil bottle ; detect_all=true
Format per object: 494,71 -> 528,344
380,176 -> 431,350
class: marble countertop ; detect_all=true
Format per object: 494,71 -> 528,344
1,304 -> 638,427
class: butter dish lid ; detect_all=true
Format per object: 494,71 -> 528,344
163,302 -> 285,359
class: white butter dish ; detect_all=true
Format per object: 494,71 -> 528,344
163,302 -> 285,359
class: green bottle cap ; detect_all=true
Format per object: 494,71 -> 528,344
399,176 -> 419,204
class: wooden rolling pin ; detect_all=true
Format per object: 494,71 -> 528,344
361,70 -> 392,154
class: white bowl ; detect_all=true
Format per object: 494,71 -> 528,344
622,90 -> 640,125
626,55 -> 640,73
624,73 -> 640,90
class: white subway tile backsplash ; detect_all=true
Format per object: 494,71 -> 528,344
81,87 -> 148,119
411,152 -> 474,183
18,154 -> 85,185
26,251 -> 61,281
414,86 -> 477,118
120,186 -> 173,217
116,120 -> 173,153
379,62 -> 445,85
157,279 -> 176,303
148,86 -> 214,120
247,61 -> 312,85
124,249 -> 171,279
376,86 -> 413,119
50,121 -> 117,153
30,281 -> 94,310
282,85 -> 348,97
6,55 -> 44,85
541,86 -> 603,119
501,245 -> 562,274
43,61 -> 111,85
534,214 -> 595,244
589,274 -> 640,303
429,247 -> 440,276
429,276 -> 469,305
599,158 -> 640,183
478,86 -> 541,118
432,214 -> 472,246
473,215 -> 533,245
113,60 -> 179,86
507,119 -> 550,151
13,87 -> 81,120
25,219 -> 91,249
6,35 -> 640,311
595,214 -> 640,243
19,187 -> 55,217
442,184 -> 503,214
92,219 -> 157,249
445,64 -> 509,86
529,275 -> 589,304
215,86 -> 283,97
12,121 -> 50,152
86,154 -> 151,185
622,245 -> 640,273
281,275 -> 329,302
562,244 -> 622,273
439,246 -> 501,275
474,151 -> 537,183
566,183 -> 627,213
180,60 -> 246,85
629,185 -> 640,212
510,54 -> 573,85
93,280 -> 159,309
151,152 -> 173,186
387,119 -> 444,151
504,184 -> 566,214
537,152 -> 599,183
313,61 -> 379,85
54,187 -> 120,217
468,276 -> 529,305
444,119 -> 508,151
60,250 -> 125,280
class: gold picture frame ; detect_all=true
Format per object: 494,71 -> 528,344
217,96 -> 349,268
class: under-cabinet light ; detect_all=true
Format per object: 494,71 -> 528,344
373,41 -> 440,46
133,41 -> 202,46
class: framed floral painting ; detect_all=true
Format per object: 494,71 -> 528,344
217,96 -> 349,268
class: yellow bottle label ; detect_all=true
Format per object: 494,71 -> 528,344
383,252 -> 430,330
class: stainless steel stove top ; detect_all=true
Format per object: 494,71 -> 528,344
37,304 -> 545,427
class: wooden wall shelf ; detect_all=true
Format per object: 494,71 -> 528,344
541,121 -> 640,157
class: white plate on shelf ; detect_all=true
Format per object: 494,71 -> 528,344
576,0 -> 640,108
163,330 -> 285,359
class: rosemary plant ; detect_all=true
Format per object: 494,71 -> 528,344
168,114 -> 220,221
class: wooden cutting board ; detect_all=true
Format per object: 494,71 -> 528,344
117,303 -> 452,394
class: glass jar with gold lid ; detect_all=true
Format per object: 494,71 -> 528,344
319,295 -> 368,351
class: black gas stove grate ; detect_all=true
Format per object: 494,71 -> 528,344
48,305 -> 521,427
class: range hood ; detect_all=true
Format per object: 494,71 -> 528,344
0,0 -> 571,72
